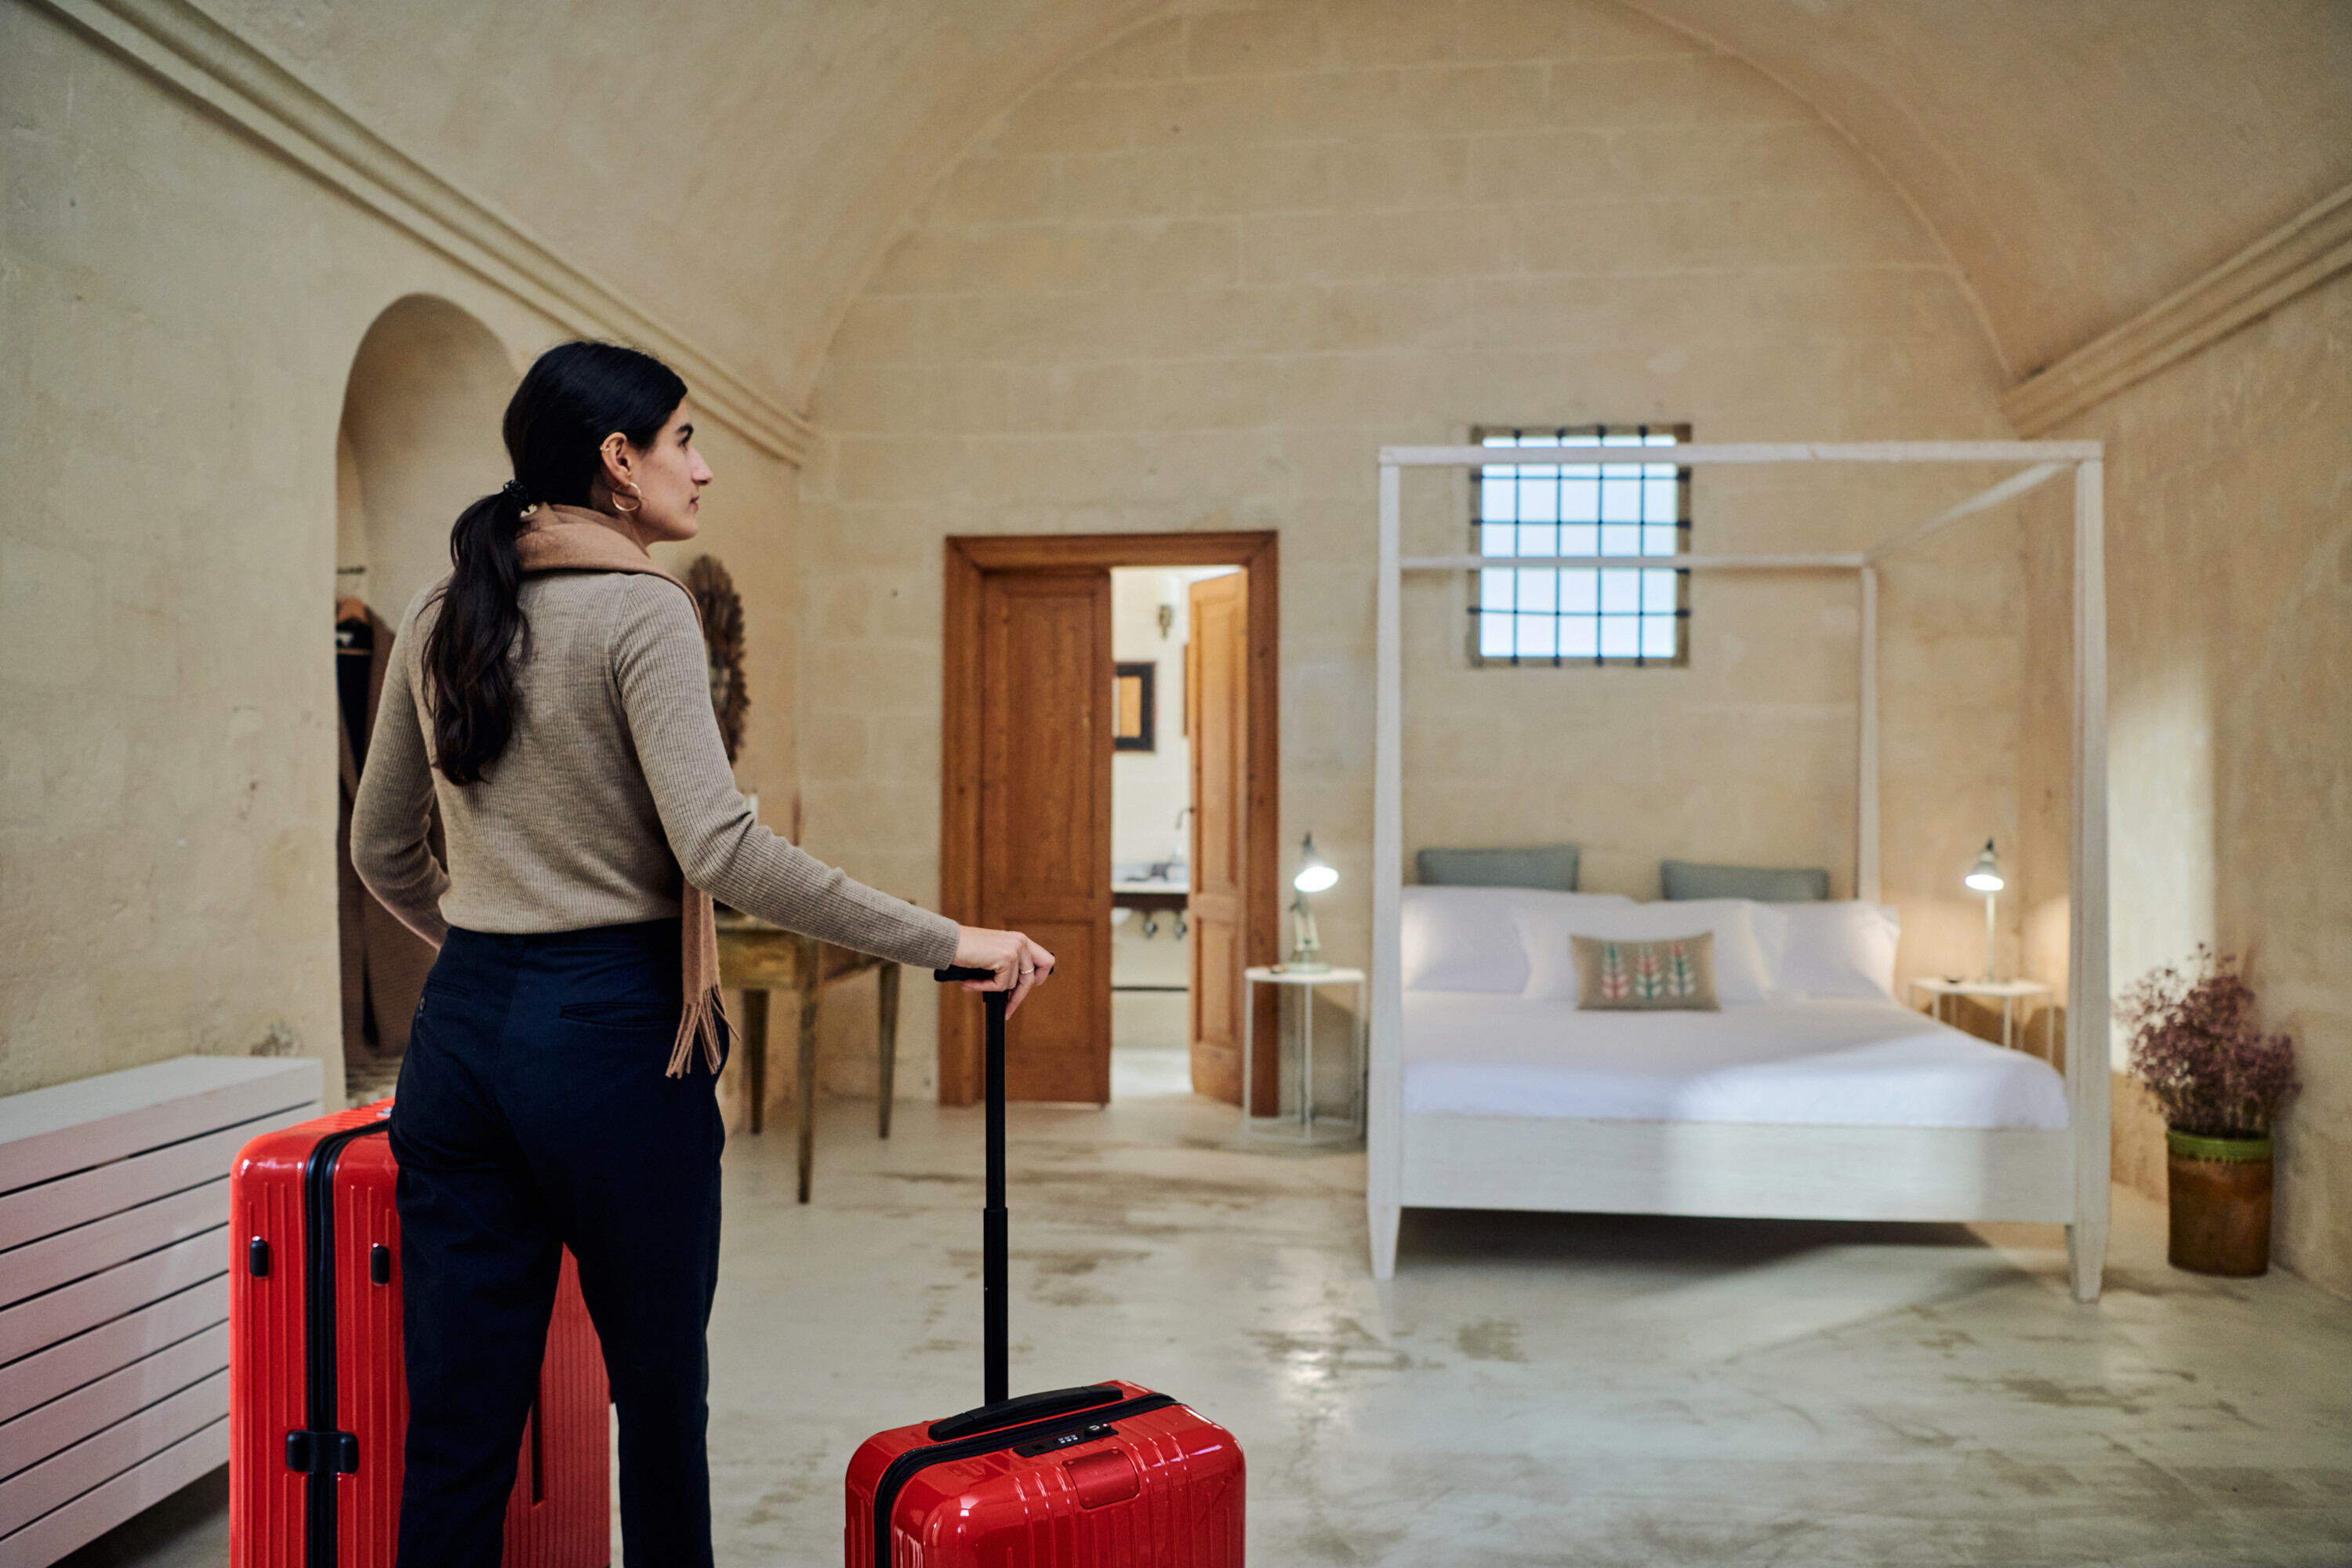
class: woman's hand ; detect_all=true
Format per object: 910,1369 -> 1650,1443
952,926 -> 1056,1016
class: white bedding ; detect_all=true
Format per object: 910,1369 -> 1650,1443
1403,993 -> 2068,1130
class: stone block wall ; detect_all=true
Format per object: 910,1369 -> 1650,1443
0,3 -> 802,1107
800,0 -> 2036,1098
2019,271 -> 2352,1295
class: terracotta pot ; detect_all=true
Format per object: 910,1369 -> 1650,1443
2165,1129 -> 2273,1277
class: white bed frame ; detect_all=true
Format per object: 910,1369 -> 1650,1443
1367,441 -> 2113,1302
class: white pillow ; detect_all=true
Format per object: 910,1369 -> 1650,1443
1516,898 -> 1790,1007
1402,886 -> 1634,993
1776,902 -> 1900,1001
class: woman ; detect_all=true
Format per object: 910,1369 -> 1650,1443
353,340 -> 1051,1568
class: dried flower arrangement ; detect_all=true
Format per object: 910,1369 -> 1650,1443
684,554 -> 749,763
2117,946 -> 2297,1139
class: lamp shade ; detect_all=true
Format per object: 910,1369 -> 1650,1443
1964,839 -> 2004,893
1293,832 -> 1338,893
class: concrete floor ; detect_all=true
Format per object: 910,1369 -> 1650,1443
69,1062 -> 2352,1566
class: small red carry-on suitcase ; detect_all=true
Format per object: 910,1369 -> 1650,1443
229,1101 -> 611,1568
844,968 -> 1245,1566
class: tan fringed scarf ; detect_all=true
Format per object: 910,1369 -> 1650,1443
517,504 -> 725,1078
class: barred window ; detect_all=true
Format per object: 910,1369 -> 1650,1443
1471,425 -> 1691,666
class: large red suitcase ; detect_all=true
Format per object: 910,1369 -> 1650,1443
844,971 -> 1244,1566
229,1101 -> 610,1568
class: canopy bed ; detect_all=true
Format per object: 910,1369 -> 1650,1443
1366,441 -> 2112,1302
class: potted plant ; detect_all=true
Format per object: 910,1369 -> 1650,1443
2117,946 -> 2297,1276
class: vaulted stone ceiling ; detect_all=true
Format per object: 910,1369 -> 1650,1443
1629,0 -> 2352,377
206,0 -> 1166,398
212,0 -> 2350,408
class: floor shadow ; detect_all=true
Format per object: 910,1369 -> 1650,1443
53,1466 -> 227,1568
1398,1206 -> 2000,1272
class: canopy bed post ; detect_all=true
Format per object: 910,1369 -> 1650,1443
1369,458 -> 1405,1279
2067,458 -> 2111,1303
1857,565 -> 1881,904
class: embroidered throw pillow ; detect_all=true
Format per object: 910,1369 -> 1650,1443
1519,902 -> 1780,1004
1571,931 -> 1720,1011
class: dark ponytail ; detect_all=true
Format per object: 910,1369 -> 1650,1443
422,341 -> 686,784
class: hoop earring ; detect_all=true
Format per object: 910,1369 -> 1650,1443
612,483 -> 642,517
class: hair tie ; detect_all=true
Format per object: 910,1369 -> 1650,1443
500,478 -> 533,507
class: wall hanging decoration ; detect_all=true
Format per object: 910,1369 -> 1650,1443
686,554 -> 750,763
1113,661 -> 1156,751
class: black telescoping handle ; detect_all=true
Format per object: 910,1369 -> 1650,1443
936,967 -> 1011,1406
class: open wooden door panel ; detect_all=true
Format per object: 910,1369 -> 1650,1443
1189,571 -> 1266,1110
977,569 -> 1113,1103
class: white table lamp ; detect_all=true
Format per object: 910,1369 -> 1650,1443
1964,839 -> 2003,982
1287,832 -> 1336,972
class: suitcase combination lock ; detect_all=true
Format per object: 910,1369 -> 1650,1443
1011,1422 -> 1116,1458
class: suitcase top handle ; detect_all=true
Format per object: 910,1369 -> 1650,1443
927,1383 -> 1122,1443
937,967 -> 1013,1407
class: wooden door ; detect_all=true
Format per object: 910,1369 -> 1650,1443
1187,572 -> 1259,1109
979,570 -> 1112,1102
941,532 -> 1276,1109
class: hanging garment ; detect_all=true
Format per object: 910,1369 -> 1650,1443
339,603 -> 439,1062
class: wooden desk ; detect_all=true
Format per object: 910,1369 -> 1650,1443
714,912 -> 902,1203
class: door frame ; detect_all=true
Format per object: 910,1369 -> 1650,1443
940,531 -> 1280,1108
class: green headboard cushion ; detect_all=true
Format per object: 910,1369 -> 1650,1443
1416,845 -> 1581,892
1660,860 -> 1830,902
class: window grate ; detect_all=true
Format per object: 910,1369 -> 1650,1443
1468,425 -> 1692,667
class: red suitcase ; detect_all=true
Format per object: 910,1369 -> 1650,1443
229,1101 -> 611,1568
844,971 -> 1244,1566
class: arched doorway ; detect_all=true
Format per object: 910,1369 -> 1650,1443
334,296 -> 517,1100
338,295 -> 518,618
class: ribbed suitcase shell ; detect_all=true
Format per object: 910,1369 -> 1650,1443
844,1379 -> 1243,1566
229,1102 -> 610,1568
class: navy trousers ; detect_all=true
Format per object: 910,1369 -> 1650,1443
390,919 -> 728,1568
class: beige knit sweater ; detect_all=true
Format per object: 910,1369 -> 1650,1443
351,562 -> 960,972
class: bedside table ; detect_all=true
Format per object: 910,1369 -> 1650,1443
1908,977 -> 2056,1056
1240,965 -> 1367,1145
